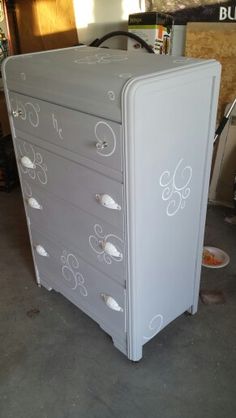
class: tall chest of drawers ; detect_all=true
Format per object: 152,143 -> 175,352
3,47 -> 221,361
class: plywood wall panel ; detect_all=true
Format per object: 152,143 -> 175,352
14,0 -> 78,53
185,22 -> 236,119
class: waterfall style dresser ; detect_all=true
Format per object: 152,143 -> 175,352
3,47 -> 221,361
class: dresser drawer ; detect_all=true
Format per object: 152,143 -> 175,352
10,92 -> 123,172
24,186 -> 125,284
30,228 -> 126,338
16,138 -> 124,229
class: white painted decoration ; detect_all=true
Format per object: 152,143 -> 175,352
143,314 -> 163,341
52,113 -> 63,140
23,181 -> 32,198
159,159 -> 192,217
94,121 -> 116,157
11,97 -> 40,128
89,223 -> 123,265
107,90 -> 116,101
18,142 -> 48,185
116,72 -> 133,79
61,250 -> 88,296
75,52 -> 128,65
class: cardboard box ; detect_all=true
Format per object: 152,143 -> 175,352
128,12 -> 173,55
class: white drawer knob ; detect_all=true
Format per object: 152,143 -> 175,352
101,241 -> 122,259
21,156 -> 36,169
12,109 -> 23,117
96,194 -> 121,210
35,245 -> 49,257
101,294 -> 123,312
27,197 -> 42,210
96,140 -> 108,151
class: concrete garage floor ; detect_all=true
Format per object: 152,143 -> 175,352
0,188 -> 236,418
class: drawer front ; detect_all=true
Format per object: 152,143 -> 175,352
10,92 -> 123,172
24,186 -> 125,283
30,228 -> 126,337
16,138 -> 124,230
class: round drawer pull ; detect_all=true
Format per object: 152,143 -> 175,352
35,245 -> 49,257
12,109 -> 23,118
27,197 -> 42,210
95,194 -> 121,210
96,140 -> 108,151
21,156 -> 36,169
101,241 -> 122,259
101,294 -> 123,312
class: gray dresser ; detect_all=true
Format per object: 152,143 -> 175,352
3,47 -> 221,361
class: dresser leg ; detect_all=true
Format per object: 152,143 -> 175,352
112,337 -> 128,357
187,303 -> 198,315
127,344 -> 143,362
44,285 -> 53,291
38,278 -> 53,292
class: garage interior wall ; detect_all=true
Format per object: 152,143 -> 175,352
73,0 -> 145,49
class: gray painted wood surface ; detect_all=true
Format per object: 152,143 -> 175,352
24,185 -> 125,284
10,92 -> 123,172
31,227 -> 126,342
15,137 -> 124,230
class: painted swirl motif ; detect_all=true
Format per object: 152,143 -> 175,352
116,72 -> 133,79
11,97 -> 40,128
18,142 -> 48,185
89,224 -> 123,265
22,181 -> 32,198
75,53 -> 128,65
94,121 -> 116,157
107,90 -> 116,101
159,159 -> 192,217
143,314 -> 163,341
60,250 -> 88,296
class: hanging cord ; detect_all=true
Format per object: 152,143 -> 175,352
89,30 -> 154,54
214,98 -> 236,143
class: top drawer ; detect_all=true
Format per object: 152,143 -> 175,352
9,92 -> 123,172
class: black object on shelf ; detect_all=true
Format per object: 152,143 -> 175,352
0,134 -> 19,192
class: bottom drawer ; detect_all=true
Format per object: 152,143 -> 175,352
30,228 -> 126,340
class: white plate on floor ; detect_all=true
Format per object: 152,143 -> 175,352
202,246 -> 230,269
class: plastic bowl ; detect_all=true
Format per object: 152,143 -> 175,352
202,246 -> 230,269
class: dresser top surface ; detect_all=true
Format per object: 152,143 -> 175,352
3,46 -> 217,122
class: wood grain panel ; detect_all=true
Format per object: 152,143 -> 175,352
14,0 -> 78,53
185,22 -> 236,119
